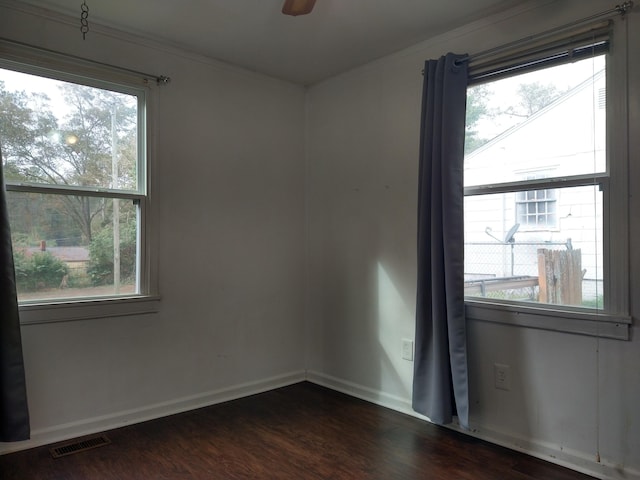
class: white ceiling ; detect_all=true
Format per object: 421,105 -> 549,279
16,0 -> 527,85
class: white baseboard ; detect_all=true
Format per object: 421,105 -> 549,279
305,370 -> 422,418
0,370 -> 306,455
5,369 -> 638,480
306,370 -> 640,480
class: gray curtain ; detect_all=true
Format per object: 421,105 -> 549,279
0,144 -> 30,442
412,53 -> 469,429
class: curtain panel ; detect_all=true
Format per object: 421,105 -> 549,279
0,144 -> 30,442
412,53 -> 470,429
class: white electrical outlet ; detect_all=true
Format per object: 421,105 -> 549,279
494,363 -> 511,391
401,339 -> 414,361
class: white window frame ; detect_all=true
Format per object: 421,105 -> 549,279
463,20 -> 631,340
0,42 -> 160,324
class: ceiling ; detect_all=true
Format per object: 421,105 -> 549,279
16,0 -> 527,85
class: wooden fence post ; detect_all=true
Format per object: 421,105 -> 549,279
537,248 -> 583,306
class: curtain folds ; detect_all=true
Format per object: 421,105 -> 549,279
0,144 -> 30,442
412,53 -> 470,429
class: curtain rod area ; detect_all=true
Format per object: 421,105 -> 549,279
421,1 -> 634,75
466,1 -> 633,65
0,36 -> 171,85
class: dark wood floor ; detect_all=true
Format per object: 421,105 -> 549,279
1,382 -> 596,479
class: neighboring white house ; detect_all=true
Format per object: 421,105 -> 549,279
464,67 -> 606,304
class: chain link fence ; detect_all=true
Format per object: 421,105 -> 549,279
465,242 -> 540,301
464,241 -> 602,306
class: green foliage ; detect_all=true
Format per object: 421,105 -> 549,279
1,78 -> 138,245
464,81 -> 567,155
87,223 -> 137,286
12,250 -> 30,290
67,272 -> 92,289
491,81 -> 565,120
14,250 -> 69,292
465,85 -> 491,153
582,295 -> 604,309
11,232 -> 30,247
514,81 -> 564,117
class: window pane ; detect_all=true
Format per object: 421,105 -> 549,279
8,192 -> 138,302
464,186 -> 603,309
464,55 -> 606,187
0,68 -> 139,191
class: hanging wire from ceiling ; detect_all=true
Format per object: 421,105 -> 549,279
80,1 -> 89,40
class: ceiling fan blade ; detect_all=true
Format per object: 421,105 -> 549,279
282,0 -> 317,16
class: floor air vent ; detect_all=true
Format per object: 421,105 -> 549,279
50,434 -> 111,458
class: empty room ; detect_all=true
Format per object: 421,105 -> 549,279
0,0 -> 638,478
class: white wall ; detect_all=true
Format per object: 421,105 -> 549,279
305,1 -> 640,479
0,2 -> 307,450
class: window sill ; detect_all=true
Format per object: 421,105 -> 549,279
465,300 -> 632,340
18,295 -> 160,325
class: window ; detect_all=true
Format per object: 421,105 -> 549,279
462,22 -> 630,338
0,49 -> 157,320
516,188 -> 557,229
514,174 -> 558,230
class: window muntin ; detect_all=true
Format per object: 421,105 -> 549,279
463,55 -> 607,311
1,65 -> 147,304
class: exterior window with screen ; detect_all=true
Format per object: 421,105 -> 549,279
463,54 -> 607,309
0,64 -> 147,304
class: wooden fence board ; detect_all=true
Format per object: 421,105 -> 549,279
537,248 -> 583,306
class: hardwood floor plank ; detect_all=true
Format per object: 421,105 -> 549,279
0,382 -> 597,479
